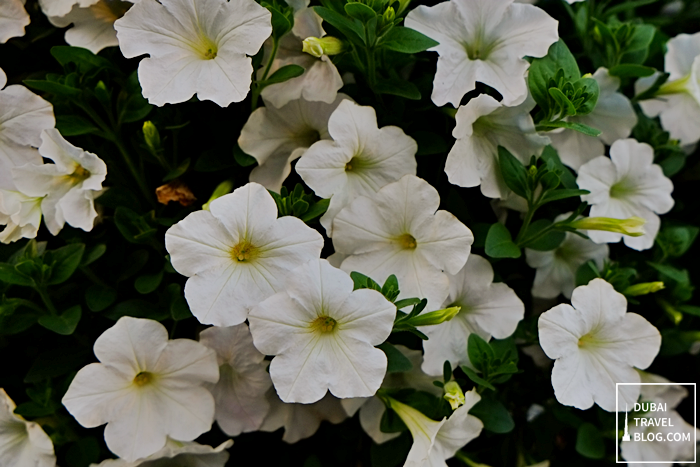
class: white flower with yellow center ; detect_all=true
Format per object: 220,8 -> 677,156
405,0 -> 559,107
165,182 -> 323,327
525,213 -> 609,299
0,67 -> 54,191
239,94 -> 348,192
62,317 -> 220,462
636,32 -> 700,145
248,259 -> 396,403
48,0 -> 134,54
333,175 -> 474,309
538,278 -> 661,412
0,389 -> 56,467
577,138 -> 674,251
259,0 -> 343,108
296,100 -> 418,236
114,0 -> 272,107
90,439 -> 233,467
549,68 -> 638,171
421,254 -> 524,375
199,324 -> 272,437
12,128 -> 107,235
0,0 -> 29,43
259,390 -> 348,443
387,390 -> 483,467
447,93 -> 549,199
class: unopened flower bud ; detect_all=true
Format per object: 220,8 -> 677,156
405,306 -> 460,327
302,36 -> 344,58
443,381 -> 465,410
623,281 -> 665,297
142,121 -> 161,153
203,180 -> 234,211
383,6 -> 395,23
569,216 -> 645,237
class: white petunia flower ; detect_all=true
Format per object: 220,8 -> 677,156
421,254 -> 524,376
0,68 -> 55,191
405,0 -> 558,107
260,390 -> 348,443
114,0 -> 272,107
48,0 -> 134,54
549,68 -> 637,171
342,345 -> 442,445
621,373 -> 698,467
538,278 -> 661,412
636,32 -> 700,145
199,324 -> 272,437
525,213 -> 609,299
239,94 -> 348,192
249,259 -> 396,403
38,0 -> 100,18
12,128 -> 107,235
62,317 -> 219,462
0,0 -> 29,43
387,389 -> 483,467
577,138 -> 674,251
90,439 -> 233,467
333,175 -> 474,309
446,93 -> 549,199
0,388 -> 56,467
165,182 -> 323,327
260,0 -> 343,108
296,100 -> 418,235
0,190 -> 42,243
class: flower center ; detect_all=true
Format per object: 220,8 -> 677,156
311,315 -> 337,333
610,179 -> 636,199
397,233 -> 417,249
197,36 -> 218,60
204,47 -> 217,59
231,240 -> 258,262
577,333 -> 597,347
133,371 -> 154,386
69,165 -> 91,183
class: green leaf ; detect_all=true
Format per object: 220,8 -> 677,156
412,131 -> 448,156
81,244 -> 106,267
374,79 -> 421,100
497,147 -> 529,199
56,115 -> 99,136
377,342 -> 413,373
47,244 -> 85,285
263,64 -> 305,86
540,145 -> 577,189
114,207 -> 158,244
485,223 -> 521,259
37,305 -> 82,335
528,40 -> 580,109
167,284 -> 192,321
537,120 -> 602,137
461,366 -> 495,390
24,80 -> 82,98
314,7 -> 366,44
0,263 -> 35,286
85,284 -> 117,312
620,24 -> 655,64
269,6 -> 293,39
381,27 -> 439,54
470,397 -> 515,433
576,423 -> 605,459
656,226 -> 699,257
467,333 -> 494,372
648,262 -> 689,284
609,64 -> 656,78
134,271 -> 163,294
572,77 -> 599,116
233,145 -> 257,167
14,401 -> 57,418
50,46 -> 114,73
345,2 -> 376,22
394,298 -> 421,309
540,188 -> 589,203
299,199 -> 329,222
163,158 -> 191,182
522,219 -> 565,251
548,87 -> 576,117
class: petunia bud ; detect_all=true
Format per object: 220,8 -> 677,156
623,281 -> 665,297
302,37 -> 345,58
443,381 -> 465,410
142,121 -> 161,154
203,180 -> 234,211
405,306 -> 460,327
569,216 -> 645,237
383,6 -> 395,23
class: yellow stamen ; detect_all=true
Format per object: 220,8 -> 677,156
398,233 -> 417,249
231,240 -> 258,262
311,316 -> 337,333
133,372 -> 153,387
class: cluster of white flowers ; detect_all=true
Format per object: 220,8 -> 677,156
2,0 -> 696,465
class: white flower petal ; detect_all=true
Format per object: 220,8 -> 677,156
0,0 -> 29,43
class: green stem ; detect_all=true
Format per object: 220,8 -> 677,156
455,451 -> 493,467
12,299 -> 46,314
79,266 -> 112,289
251,37 -> 280,111
36,288 -> 59,316
366,47 -> 377,89
515,203 -> 537,244
114,138 -> 153,203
